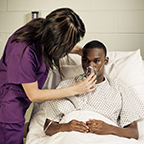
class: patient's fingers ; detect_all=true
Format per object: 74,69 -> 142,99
86,119 -> 111,135
67,120 -> 89,133
86,119 -> 101,125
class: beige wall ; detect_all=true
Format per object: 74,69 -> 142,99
0,0 -> 144,59
0,0 -> 144,122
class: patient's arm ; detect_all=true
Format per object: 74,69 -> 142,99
44,118 -> 89,136
86,119 -> 138,140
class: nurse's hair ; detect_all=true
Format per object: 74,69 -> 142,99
12,8 -> 85,73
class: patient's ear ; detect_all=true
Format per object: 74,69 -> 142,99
105,57 -> 109,65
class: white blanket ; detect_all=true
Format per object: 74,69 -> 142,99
25,110 -> 144,144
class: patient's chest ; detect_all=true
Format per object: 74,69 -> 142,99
68,78 -> 122,125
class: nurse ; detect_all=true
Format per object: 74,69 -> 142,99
0,8 -> 96,144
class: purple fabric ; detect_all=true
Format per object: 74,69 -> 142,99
0,34 -> 48,123
0,121 -> 24,144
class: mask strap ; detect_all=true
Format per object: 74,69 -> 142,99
95,57 -> 106,76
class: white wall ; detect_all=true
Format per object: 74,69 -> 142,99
0,0 -> 144,58
0,0 -> 144,122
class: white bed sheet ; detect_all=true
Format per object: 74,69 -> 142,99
25,109 -> 144,144
25,51 -> 144,144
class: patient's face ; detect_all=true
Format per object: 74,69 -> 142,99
82,48 -> 106,78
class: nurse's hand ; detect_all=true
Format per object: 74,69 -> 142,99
70,45 -> 83,56
72,73 -> 97,94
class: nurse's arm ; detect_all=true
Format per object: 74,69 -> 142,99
22,73 -> 96,102
70,45 -> 83,56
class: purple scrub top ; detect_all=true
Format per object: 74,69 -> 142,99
0,34 -> 48,123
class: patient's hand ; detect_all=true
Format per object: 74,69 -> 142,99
86,119 -> 138,140
45,118 -> 138,139
44,119 -> 89,136
86,119 -> 111,135
62,120 -> 89,133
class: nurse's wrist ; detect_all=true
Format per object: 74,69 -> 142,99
68,85 -> 78,96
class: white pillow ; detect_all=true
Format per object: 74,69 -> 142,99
46,49 -> 144,104
105,49 -> 144,104
59,54 -> 83,80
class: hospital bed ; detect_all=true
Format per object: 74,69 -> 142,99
25,49 -> 144,144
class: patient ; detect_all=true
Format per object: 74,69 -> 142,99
42,40 -> 144,140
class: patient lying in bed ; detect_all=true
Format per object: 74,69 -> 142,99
41,40 -> 144,142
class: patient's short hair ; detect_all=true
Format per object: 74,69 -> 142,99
83,40 -> 107,57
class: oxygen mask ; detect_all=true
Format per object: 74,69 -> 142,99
85,66 -> 96,77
